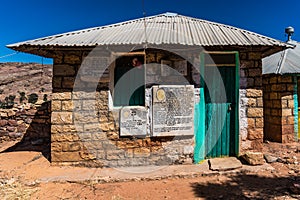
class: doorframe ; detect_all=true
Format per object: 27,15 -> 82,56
195,51 -> 239,162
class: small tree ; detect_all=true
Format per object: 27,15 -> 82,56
18,91 -> 26,103
43,94 -> 48,102
0,95 -> 15,108
28,93 -> 38,104
40,87 -> 45,93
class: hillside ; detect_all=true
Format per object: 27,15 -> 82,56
0,62 -> 52,149
0,62 -> 52,106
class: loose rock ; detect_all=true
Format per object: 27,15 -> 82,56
264,154 -> 278,163
240,152 -> 265,165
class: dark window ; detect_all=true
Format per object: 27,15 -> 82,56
113,56 -> 145,106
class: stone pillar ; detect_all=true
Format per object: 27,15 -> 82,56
263,74 -> 296,143
239,52 -> 264,152
51,51 -> 98,165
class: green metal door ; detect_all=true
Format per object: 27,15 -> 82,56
194,52 -> 239,162
204,66 -> 236,157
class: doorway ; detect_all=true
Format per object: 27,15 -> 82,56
194,52 -> 239,162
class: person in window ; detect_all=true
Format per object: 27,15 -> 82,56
132,57 -> 143,68
129,57 -> 145,105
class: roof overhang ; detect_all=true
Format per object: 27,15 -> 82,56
6,12 -> 293,59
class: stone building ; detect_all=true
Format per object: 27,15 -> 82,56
263,39 -> 300,143
7,12 -> 291,167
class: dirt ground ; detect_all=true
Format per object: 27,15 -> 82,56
0,141 -> 299,200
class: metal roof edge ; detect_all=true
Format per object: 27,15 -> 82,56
7,12 -> 290,49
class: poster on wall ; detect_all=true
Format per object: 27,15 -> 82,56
152,85 -> 194,136
120,106 -> 147,136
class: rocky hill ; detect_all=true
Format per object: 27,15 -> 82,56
0,62 -> 52,155
0,62 -> 52,106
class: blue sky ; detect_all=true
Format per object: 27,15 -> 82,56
1,0 -> 300,63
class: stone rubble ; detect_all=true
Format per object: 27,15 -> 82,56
240,151 -> 265,165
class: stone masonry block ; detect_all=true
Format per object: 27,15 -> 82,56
254,77 -> 262,87
51,125 -> 63,134
74,112 -> 99,124
82,100 -> 96,111
287,116 -> 294,125
51,100 -> 61,111
51,112 -> 73,124
247,98 -> 257,107
91,132 -> 107,140
247,108 -> 263,118
53,77 -> 62,88
248,52 -> 261,60
240,60 -> 254,68
83,123 -> 101,132
287,84 -> 294,92
247,118 -> 255,129
282,95 -> 293,100
246,89 -> 262,97
257,97 -> 263,107
273,100 -> 282,109
287,100 -> 294,108
64,54 -> 82,65
51,142 -> 62,152
51,133 -> 80,142
52,92 -> 72,100
72,91 -> 96,100
53,65 -> 76,76
248,128 -> 263,140
255,118 -> 264,128
282,100 -> 288,108
281,76 -> 293,83
264,108 -> 271,115
62,142 -> 82,152
53,54 -> 63,64
134,147 -> 151,158
282,133 -> 295,143
63,125 -> 82,133
51,151 -> 83,162
248,68 -> 261,77
62,77 -> 75,89
281,117 -> 287,125
282,109 -> 292,117
269,77 -> 278,84
62,101 -> 74,111
269,93 -> 278,100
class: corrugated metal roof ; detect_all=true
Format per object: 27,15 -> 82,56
263,40 -> 300,74
7,12 -> 289,50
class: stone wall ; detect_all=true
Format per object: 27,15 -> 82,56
0,102 -> 51,157
51,50 -> 194,167
50,49 -> 268,166
239,51 -> 264,152
263,74 -> 296,143
0,63 -> 52,157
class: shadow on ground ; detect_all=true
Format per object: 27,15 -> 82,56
191,172 -> 299,199
2,101 -> 51,161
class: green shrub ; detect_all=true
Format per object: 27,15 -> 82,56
28,93 -> 38,104
18,91 -> 26,103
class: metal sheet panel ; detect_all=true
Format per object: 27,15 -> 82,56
263,41 -> 300,74
7,12 -> 289,51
